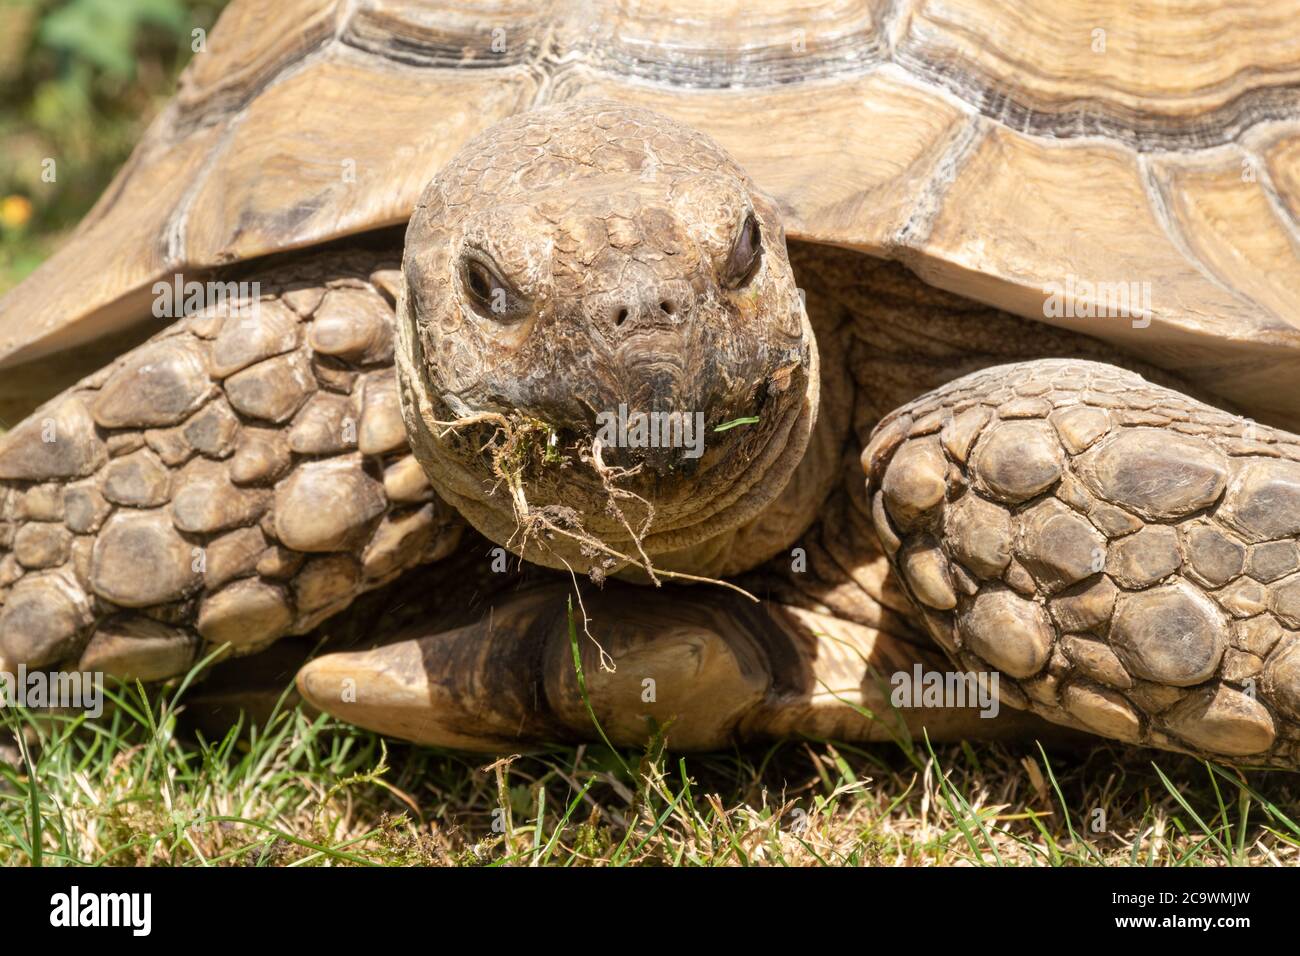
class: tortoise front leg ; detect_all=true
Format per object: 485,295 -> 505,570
863,358 -> 1300,769
295,580 -> 1058,752
0,253 -> 462,681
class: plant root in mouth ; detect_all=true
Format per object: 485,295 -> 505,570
432,412 -> 760,602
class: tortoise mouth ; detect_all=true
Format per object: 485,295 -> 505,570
480,348 -> 798,479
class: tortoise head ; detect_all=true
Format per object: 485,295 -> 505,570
397,101 -> 816,575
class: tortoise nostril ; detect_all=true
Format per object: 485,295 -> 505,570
606,293 -> 685,330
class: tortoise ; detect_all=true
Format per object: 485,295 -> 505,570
1,0 -> 1300,765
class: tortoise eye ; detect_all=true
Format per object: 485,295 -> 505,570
722,213 -> 762,289
460,254 -> 525,321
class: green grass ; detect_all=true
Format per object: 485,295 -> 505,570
2,659 -> 1298,866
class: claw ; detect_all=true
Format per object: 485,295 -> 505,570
297,610 -> 555,752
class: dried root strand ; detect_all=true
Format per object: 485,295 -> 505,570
432,412 -> 758,603
590,438 -> 659,586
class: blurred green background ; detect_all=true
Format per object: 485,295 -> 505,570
0,0 -> 229,295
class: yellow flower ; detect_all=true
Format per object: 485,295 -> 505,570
1,195 -> 33,230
